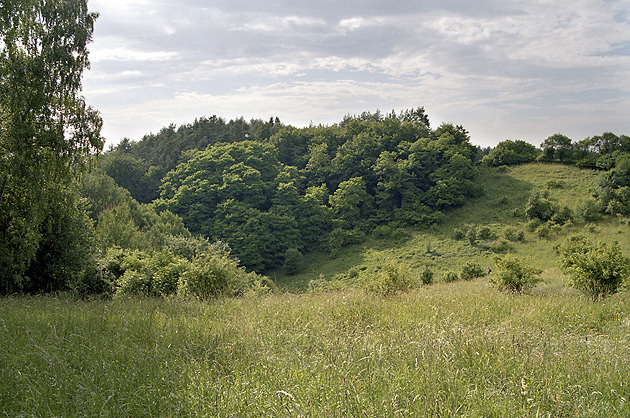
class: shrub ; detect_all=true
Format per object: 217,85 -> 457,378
575,198 -> 601,222
420,266 -> 434,285
503,227 -> 525,242
116,270 -> 151,297
163,235 -> 212,261
557,236 -> 630,299
453,227 -> 465,240
551,205 -> 573,225
443,271 -> 459,283
283,248 -> 304,275
525,191 -> 556,222
477,226 -> 496,241
177,252 -> 241,299
490,256 -> 542,293
482,140 -> 539,166
373,225 -> 409,240
366,256 -> 415,295
460,261 -> 485,281
466,225 -> 478,245
114,251 -> 189,297
327,227 -> 365,251
491,238 -> 511,253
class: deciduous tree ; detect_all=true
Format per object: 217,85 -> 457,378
0,0 -> 102,292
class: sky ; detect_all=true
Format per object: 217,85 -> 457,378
82,0 -> 630,149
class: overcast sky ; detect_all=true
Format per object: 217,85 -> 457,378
82,0 -> 630,148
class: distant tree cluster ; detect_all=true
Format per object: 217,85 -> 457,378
153,113 -> 481,270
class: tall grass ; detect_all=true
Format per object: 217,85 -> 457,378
2,283 -> 629,417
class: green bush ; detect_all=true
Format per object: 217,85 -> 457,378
443,271 -> 459,283
575,198 -> 601,222
460,261 -> 485,281
114,251 -> 189,297
116,270 -> 151,296
477,226 -> 496,241
327,227 -> 365,251
557,236 -> 630,299
490,238 -> 511,254
503,227 -> 525,242
366,256 -> 415,295
490,256 -> 542,293
420,267 -> 434,285
373,225 -> 409,240
177,252 -> 240,299
466,225 -> 478,245
283,248 -> 304,275
525,190 -> 556,222
452,227 -> 465,240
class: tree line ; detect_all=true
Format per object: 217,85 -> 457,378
483,133 -> 630,217
101,110 -> 481,271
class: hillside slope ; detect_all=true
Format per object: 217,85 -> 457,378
274,163 -> 629,291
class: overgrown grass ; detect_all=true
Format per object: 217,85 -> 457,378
2,285 -> 629,417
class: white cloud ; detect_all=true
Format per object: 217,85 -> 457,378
91,46 -> 179,62
83,0 -> 630,148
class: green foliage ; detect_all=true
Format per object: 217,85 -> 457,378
557,236 -> 630,299
372,225 -> 409,240
0,0 -> 102,293
178,250 -> 273,299
114,251 -> 188,298
103,243 -> 272,299
575,198 -> 602,222
100,153 -> 162,203
539,134 -> 575,163
95,201 -> 189,253
283,248 -> 304,275
483,140 -> 539,166
453,227 -> 466,240
420,266 -> 434,285
152,114 -> 480,271
365,255 -> 416,295
491,256 -> 543,293
163,235 -> 213,261
460,261 -> 486,281
598,153 -> 630,216
443,271 -> 460,283
525,190 -> 556,222
326,227 -> 365,251
466,225 -> 478,245
21,188 -> 96,293
503,226 -> 525,242
525,190 -> 573,225
329,176 -> 374,228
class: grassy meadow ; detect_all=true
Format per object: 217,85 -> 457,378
2,285 -> 630,417
2,163 -> 630,417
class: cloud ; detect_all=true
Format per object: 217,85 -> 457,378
83,0 -> 630,148
91,45 -> 179,62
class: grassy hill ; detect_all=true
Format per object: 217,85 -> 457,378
2,163 -> 629,417
274,163 -> 628,292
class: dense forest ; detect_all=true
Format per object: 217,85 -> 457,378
1,0 -> 629,298
99,109 -> 482,271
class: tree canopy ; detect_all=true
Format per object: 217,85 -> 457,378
155,115 -> 481,271
0,0 -> 103,292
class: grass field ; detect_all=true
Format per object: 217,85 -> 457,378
2,163 -> 630,417
1,285 -> 629,417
